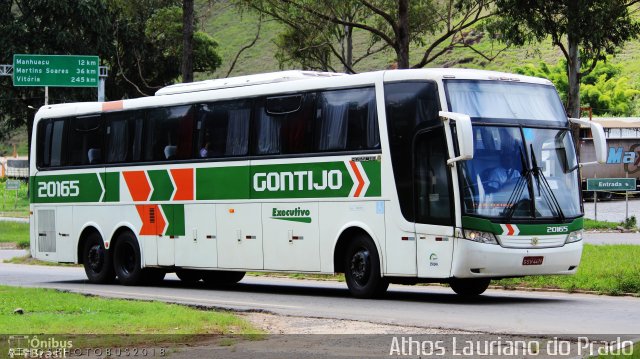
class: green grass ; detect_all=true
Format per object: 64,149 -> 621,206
4,255 -> 79,266
584,218 -> 624,231
0,221 -> 29,248
597,342 -> 640,358
0,178 -> 30,218
0,285 -> 259,335
494,244 -> 640,295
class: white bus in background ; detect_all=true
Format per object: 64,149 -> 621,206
29,69 -> 607,298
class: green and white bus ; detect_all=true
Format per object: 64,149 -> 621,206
29,69 -> 607,298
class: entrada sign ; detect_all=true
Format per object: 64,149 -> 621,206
586,178 -> 635,191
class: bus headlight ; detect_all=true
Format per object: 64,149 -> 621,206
464,229 -> 498,245
565,229 -> 583,244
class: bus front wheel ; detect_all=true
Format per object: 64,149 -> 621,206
450,278 -> 491,297
344,235 -> 389,298
82,232 -> 115,284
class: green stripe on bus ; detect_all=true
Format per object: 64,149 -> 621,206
32,173 -> 104,203
196,166 -> 250,200
361,160 -> 381,196
461,216 -> 584,235
102,172 -> 120,202
148,170 -> 174,201
250,162 -> 352,199
271,216 -> 312,223
162,204 -> 185,236
30,159 -> 382,203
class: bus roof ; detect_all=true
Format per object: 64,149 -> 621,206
34,68 -> 554,120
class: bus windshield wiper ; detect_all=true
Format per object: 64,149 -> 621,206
503,147 -> 531,220
530,144 -> 565,221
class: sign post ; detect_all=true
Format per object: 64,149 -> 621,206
586,178 -> 636,222
4,180 -> 20,210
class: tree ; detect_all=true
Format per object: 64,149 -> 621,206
490,0 -> 640,118
516,59 -> 640,116
0,0 -> 222,146
0,0 -> 114,147
182,0 -> 195,82
241,0 -> 495,72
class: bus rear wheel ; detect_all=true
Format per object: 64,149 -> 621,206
202,271 -> 245,286
344,235 -> 388,298
450,278 -> 491,297
113,232 -> 145,286
82,232 -> 115,284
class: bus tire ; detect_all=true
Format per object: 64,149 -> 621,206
202,271 -> 245,286
113,232 -> 144,286
344,235 -> 388,298
176,269 -> 202,284
450,278 -> 491,297
82,232 -> 115,284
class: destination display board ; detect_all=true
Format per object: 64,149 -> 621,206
13,54 -> 99,87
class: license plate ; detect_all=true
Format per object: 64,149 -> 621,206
522,256 -> 544,265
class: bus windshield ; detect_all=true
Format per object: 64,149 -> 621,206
445,79 -> 581,220
445,80 -> 567,126
459,125 -> 581,220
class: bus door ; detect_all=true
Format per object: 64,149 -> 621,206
413,128 -> 455,278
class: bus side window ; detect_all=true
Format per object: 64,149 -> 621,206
37,120 -> 54,168
254,94 -> 314,155
144,105 -> 194,162
385,81 -> 440,221
196,100 -> 251,158
105,111 -> 144,164
37,118 -> 68,168
315,87 -> 379,152
68,115 -> 103,166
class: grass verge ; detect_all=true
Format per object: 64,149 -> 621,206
0,221 -> 29,248
494,244 -> 640,295
597,342 -> 640,358
583,218 -> 623,231
0,285 -> 259,335
0,179 -> 29,218
4,255 -> 78,266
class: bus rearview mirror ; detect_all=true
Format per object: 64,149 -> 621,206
439,111 -> 474,165
569,118 -> 607,165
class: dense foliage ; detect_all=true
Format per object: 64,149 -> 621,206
0,0 -> 221,142
516,59 -> 640,116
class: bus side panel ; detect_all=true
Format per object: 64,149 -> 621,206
319,200 -> 385,273
262,202 -> 320,271
383,201 -> 417,276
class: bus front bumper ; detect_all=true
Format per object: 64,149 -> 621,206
450,238 -> 583,278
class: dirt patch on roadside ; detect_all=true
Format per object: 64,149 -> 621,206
239,312 -> 470,335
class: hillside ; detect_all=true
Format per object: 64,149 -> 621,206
201,3 -> 640,84
3,3 -> 640,152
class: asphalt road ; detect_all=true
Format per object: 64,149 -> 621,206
1,263 -> 638,337
584,197 -> 640,223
